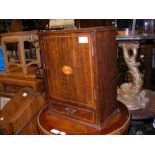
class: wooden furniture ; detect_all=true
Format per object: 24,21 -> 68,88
37,27 -> 130,134
1,30 -> 41,75
0,87 -> 45,134
38,101 -> 130,135
0,71 -> 44,95
130,89 -> 155,120
10,19 -> 23,32
0,31 -> 44,95
127,89 -> 155,135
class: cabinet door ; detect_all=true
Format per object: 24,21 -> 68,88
43,34 -> 95,108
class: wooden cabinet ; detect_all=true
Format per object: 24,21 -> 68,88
39,27 -> 118,130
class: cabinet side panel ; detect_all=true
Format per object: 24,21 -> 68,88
96,30 -> 117,123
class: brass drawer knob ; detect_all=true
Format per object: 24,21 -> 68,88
65,107 -> 77,114
61,66 -> 73,75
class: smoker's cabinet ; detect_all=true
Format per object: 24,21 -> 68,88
38,28 -> 130,134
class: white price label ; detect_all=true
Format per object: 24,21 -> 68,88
50,129 -> 66,135
0,117 -> 4,121
23,92 -> 28,97
78,36 -> 88,43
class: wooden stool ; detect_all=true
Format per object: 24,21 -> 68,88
37,101 -> 131,135
1,31 -> 41,75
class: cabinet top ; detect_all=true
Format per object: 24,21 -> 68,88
39,27 -> 115,35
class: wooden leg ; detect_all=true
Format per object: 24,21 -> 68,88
18,39 -> 27,74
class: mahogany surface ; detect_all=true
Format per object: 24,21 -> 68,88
39,27 -> 119,130
37,101 -> 131,135
0,88 -> 46,134
0,71 -> 44,95
130,89 -> 155,120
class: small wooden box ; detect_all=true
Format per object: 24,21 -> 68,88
0,87 -> 45,134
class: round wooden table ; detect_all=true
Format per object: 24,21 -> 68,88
37,101 -> 131,135
117,90 -> 155,135
130,90 -> 155,120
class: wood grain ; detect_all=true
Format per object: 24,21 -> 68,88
39,27 -> 129,132
37,101 -> 130,135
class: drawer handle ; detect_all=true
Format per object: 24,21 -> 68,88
61,66 -> 73,75
65,107 -> 77,114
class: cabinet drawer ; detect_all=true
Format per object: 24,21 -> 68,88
51,102 -> 95,123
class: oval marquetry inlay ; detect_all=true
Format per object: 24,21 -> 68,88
61,66 -> 73,75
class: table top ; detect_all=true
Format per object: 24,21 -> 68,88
130,89 -> 155,120
37,101 -> 131,135
116,34 -> 155,41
